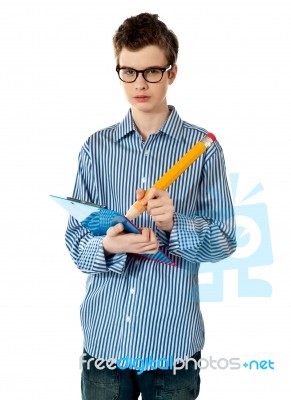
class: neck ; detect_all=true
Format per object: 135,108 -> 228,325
131,107 -> 170,141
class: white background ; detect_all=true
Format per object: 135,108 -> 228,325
0,0 -> 290,398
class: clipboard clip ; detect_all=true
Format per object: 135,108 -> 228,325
66,197 -> 107,208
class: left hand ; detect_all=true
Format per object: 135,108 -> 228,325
136,188 -> 175,232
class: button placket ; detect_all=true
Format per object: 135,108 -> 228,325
140,143 -> 151,189
124,274 -> 137,326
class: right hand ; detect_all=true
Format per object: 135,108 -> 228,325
103,223 -> 159,256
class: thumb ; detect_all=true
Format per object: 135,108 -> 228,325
136,188 -> 146,201
106,223 -> 124,237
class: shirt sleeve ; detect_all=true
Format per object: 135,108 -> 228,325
156,142 -> 237,263
65,143 -> 127,274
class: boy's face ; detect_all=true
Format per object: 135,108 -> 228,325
118,45 -> 177,114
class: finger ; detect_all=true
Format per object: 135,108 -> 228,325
140,244 -> 159,254
148,204 -> 174,217
138,228 -> 158,246
136,238 -> 159,253
140,188 -> 158,206
147,198 -> 162,212
145,229 -> 159,250
146,187 -> 166,200
149,229 -> 159,247
140,227 -> 151,241
145,237 -> 160,253
143,187 -> 157,201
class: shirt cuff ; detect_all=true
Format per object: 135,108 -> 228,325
168,212 -> 200,254
78,235 -> 127,274
155,228 -> 170,247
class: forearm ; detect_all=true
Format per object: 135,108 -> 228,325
65,217 -> 127,274
156,142 -> 237,264
160,211 -> 236,263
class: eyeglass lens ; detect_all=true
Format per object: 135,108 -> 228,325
119,68 -> 164,83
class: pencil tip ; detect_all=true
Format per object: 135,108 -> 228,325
125,201 -> 146,220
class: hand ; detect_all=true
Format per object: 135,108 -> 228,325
137,188 -> 174,232
103,223 -> 159,256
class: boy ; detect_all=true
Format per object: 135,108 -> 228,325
66,12 -> 236,400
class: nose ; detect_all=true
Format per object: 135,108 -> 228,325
135,72 -> 148,89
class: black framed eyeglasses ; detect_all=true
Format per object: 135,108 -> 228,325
116,65 -> 172,83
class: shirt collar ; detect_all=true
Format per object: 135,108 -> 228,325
113,105 -> 185,142
113,110 -> 135,142
159,106 -> 184,139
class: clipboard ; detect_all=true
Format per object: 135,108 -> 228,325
50,195 -> 175,266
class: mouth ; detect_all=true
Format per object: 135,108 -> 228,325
134,96 -> 150,102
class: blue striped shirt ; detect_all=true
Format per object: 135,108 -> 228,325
65,106 -> 236,363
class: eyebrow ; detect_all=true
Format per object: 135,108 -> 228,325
118,65 -> 166,69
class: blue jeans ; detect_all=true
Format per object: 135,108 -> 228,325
81,350 -> 201,400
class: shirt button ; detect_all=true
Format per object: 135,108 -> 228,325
144,149 -> 149,156
141,177 -> 146,183
126,315 -> 131,323
130,288 -> 135,295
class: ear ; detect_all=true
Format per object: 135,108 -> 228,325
168,64 -> 178,84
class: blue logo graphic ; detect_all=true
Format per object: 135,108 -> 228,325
199,173 -> 273,301
242,359 -> 275,370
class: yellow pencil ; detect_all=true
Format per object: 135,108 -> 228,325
125,132 -> 216,220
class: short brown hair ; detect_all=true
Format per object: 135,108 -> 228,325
113,13 -> 179,66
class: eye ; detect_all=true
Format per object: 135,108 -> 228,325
123,68 -> 136,75
146,68 -> 160,75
